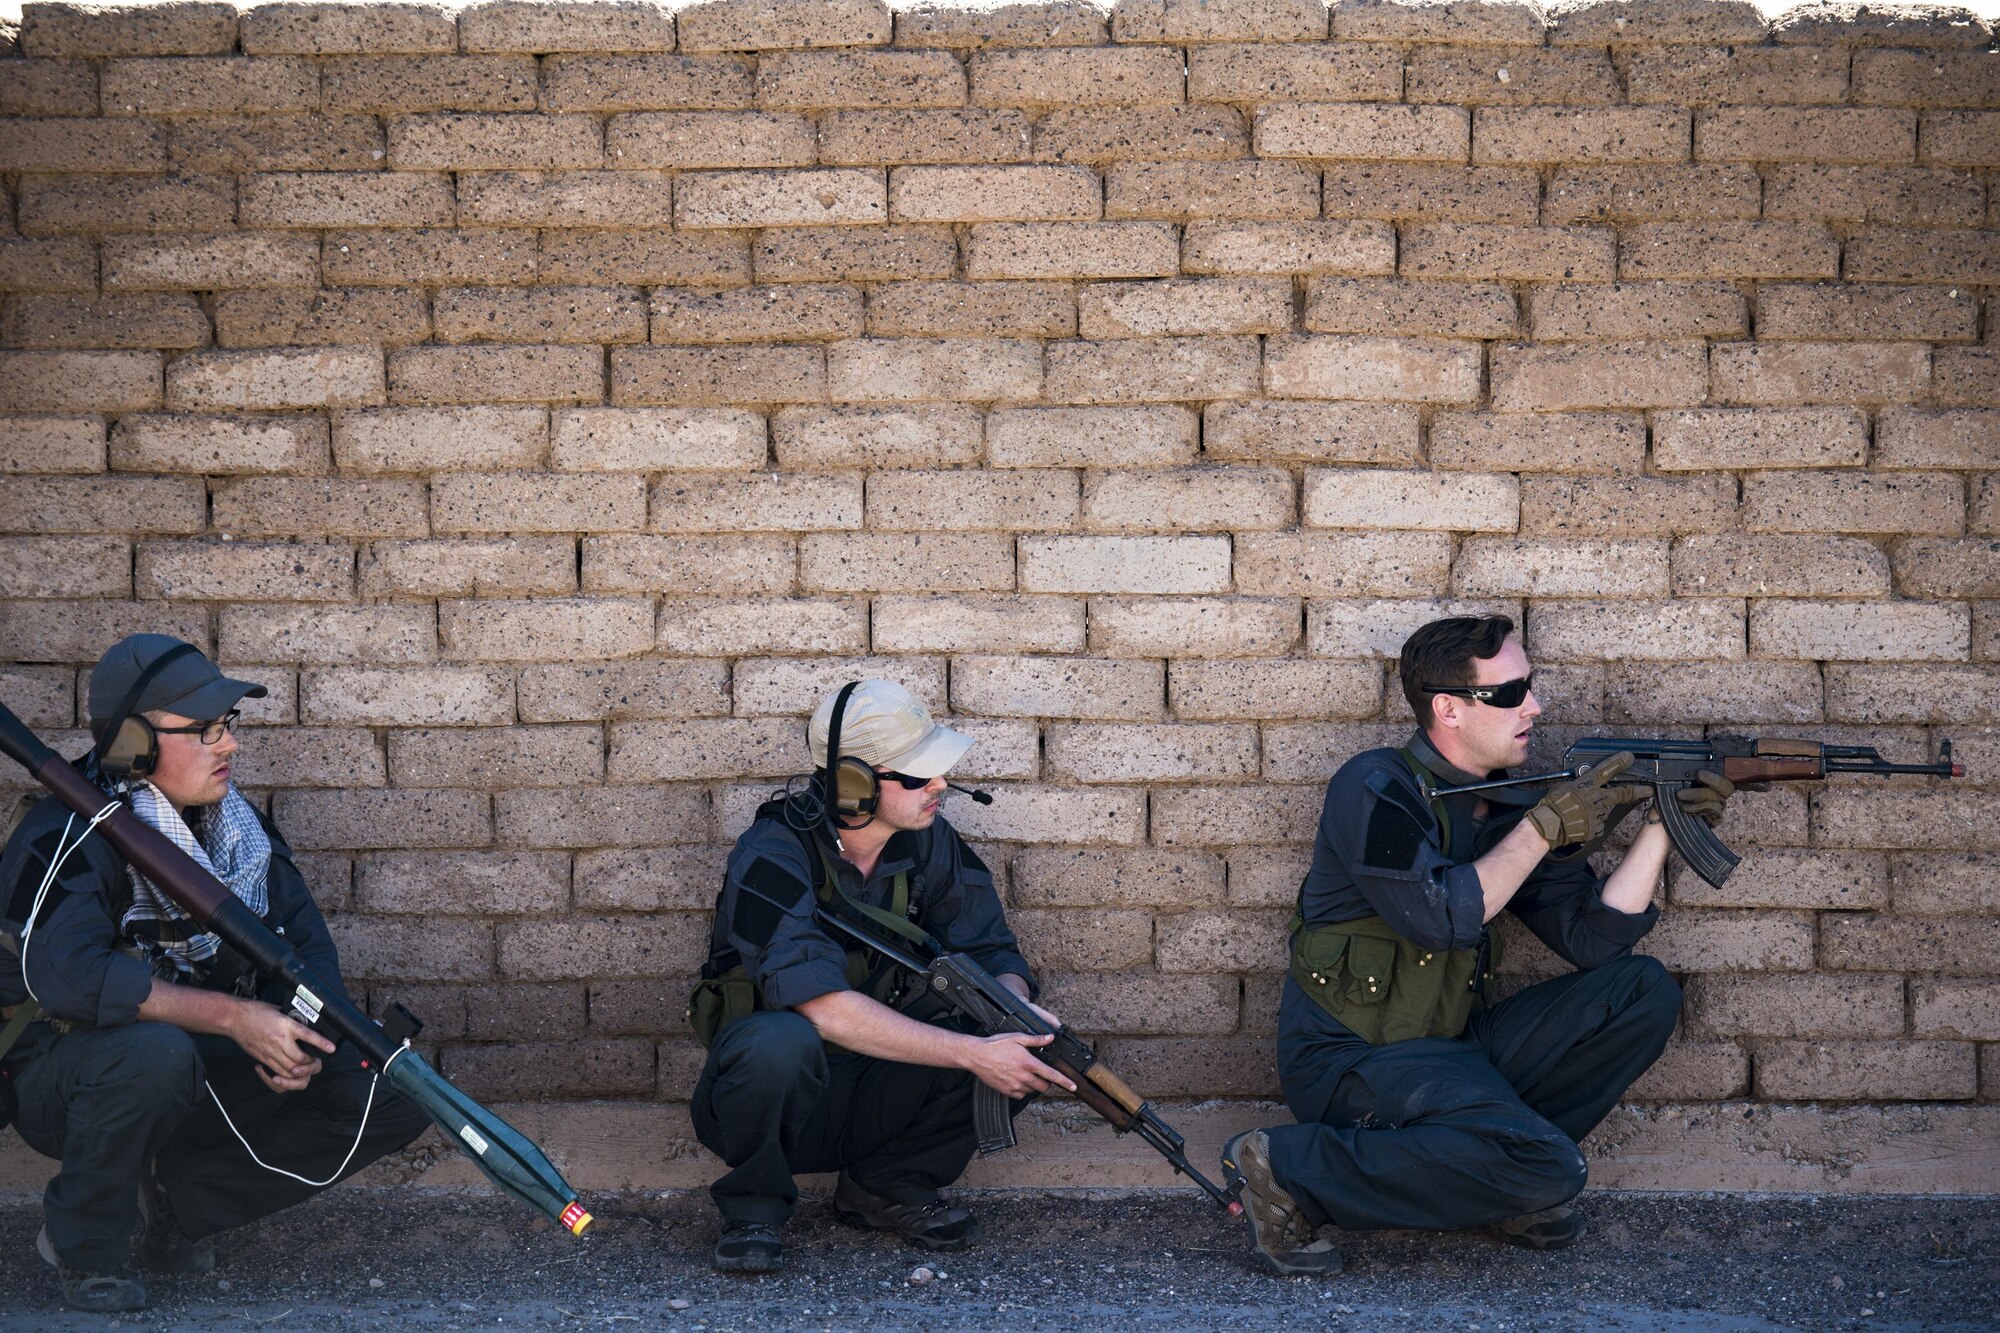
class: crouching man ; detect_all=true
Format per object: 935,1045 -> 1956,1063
688,680 -> 1070,1273
1224,616 -> 1737,1275
1,635 -> 429,1312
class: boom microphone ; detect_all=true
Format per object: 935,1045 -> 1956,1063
948,783 -> 994,805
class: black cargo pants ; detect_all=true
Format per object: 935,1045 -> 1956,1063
690,1009 -> 993,1227
1265,954 -> 1681,1232
12,1021 -> 430,1271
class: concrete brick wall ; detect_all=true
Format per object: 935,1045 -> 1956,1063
2,0 -> 1996,1171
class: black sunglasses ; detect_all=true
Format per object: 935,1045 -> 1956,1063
151,709 -> 242,746
878,770 -> 936,790
1425,675 -> 1533,709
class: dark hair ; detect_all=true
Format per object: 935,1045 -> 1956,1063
1399,616 -> 1516,728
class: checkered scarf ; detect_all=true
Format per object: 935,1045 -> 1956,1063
120,781 -> 271,978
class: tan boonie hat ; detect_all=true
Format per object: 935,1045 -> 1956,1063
808,680 -> 972,780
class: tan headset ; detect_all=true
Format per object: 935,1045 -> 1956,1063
90,643 -> 200,781
821,681 -> 880,826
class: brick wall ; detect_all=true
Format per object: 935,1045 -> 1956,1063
1,0 -> 1995,1150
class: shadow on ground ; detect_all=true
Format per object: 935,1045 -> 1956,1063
0,1190 -> 1991,1331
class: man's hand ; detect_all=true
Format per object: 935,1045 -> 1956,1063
1675,770 -> 1738,827
996,973 -> 1062,1030
1525,752 -> 1651,848
228,1000 -> 334,1090
961,1032 -> 1076,1099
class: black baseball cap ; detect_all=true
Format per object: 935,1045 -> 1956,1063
88,634 -> 267,728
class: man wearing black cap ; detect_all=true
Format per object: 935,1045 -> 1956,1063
688,679 -> 1067,1274
0,635 -> 428,1313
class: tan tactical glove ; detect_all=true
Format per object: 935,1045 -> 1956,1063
1674,769 -> 1736,827
1525,752 -> 1650,848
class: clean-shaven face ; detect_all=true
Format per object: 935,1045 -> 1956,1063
1454,636 -> 1543,772
146,708 -> 240,811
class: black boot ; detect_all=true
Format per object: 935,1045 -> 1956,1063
137,1168 -> 215,1275
38,1226 -> 148,1313
832,1173 -> 980,1252
1489,1203 -> 1586,1251
713,1220 -> 784,1274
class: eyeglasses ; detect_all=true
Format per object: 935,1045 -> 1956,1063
152,710 -> 241,746
1425,676 -> 1533,709
878,770 -> 936,790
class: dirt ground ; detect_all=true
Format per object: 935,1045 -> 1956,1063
0,1189 -> 1992,1332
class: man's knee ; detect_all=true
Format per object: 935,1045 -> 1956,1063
1617,955 -> 1683,1033
710,1011 -> 827,1095
88,1024 -> 203,1107
1516,1136 -> 1589,1213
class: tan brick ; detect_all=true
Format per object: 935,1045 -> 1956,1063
1323,163 -> 1539,223
1303,469 -> 1516,533
213,290 -> 431,349
554,407 -> 767,472
1621,222 -> 1840,282
757,49 -> 965,108
1671,847 -> 1886,910
275,788 -> 491,852
969,45 -> 1182,108
213,478 -> 427,538
1154,907 -> 1289,974
1671,534 -> 1890,599
1223,845 -> 1314,902
496,911 -> 707,977
1082,466 -> 1291,532
1204,401 -> 1420,464
1758,284 -> 1977,343
1033,105 -> 1248,164
753,225 -> 958,283
1696,108 -> 1914,164
1118,0 -> 1327,41
1490,340 -> 1707,411
888,165 -> 1096,224
584,534 -> 794,597
1304,597 -> 1515,659
320,55 -> 539,112
359,537 -> 576,598
1256,102 -> 1468,162
0,476 -> 201,538
1625,1041 -> 1749,1102
1087,596 -> 1296,658
730,654 -> 946,716
1429,412 -> 1643,475
19,3 -> 236,56
454,170 -> 675,226
1171,659 -> 1379,721
169,113 -> 386,172
103,232 -> 319,292
1684,973 -> 1903,1039
541,231 -> 750,287
613,345 -> 825,406
1528,282 -> 1745,342
607,718 -> 806,781
0,114 -> 166,172
1828,665 -> 2000,725
1078,278 -> 1290,340
16,173 -> 235,236
165,348 -> 383,413
948,654 -> 1161,721
1640,910 -> 1815,972
819,107 -> 1030,165
965,221 -> 1175,281
333,406 -> 546,475
1406,44 -> 1616,105
891,0 -> 1108,48
650,283 -> 860,345
360,847 -> 566,915
1914,980 -> 2000,1041
608,110 -> 814,170
388,113 -> 602,171
390,344 -> 602,408
1151,783 -> 1321,846
830,337 -> 1041,403
1757,1041 -> 1974,1101
433,472 -> 645,534
135,540 -> 349,602
867,469 -> 1075,530
1897,539 -> 2000,599
1454,538 -> 1667,598
517,658 -> 732,721
0,415 -> 104,474
1854,48 -> 2000,106
798,532 -> 1015,592
1265,335 -> 1482,404
1017,535 -> 1229,594
0,238 -> 98,294
677,0 -> 890,49
460,0 -> 680,53
771,405 -> 975,470
871,594 -> 1083,653
1551,0 -> 1771,46
544,53 -> 753,112
575,846 -> 725,914
1544,163 -> 1759,224
1304,277 -> 1517,339
323,228 -> 540,287
987,405 -> 1196,467
1822,913 -> 1998,976
1181,220 -> 1394,277
1335,0 -> 1543,43
440,596 -> 655,665
1236,532 -> 1452,596
389,724 -> 603,790
325,917 -> 491,982
1528,599 -> 1745,662
220,603 -> 437,664
1752,600 -> 1968,662
1744,471 -> 1961,536
242,171 -> 458,231
1008,907 -> 1153,972
1183,41 -> 1388,102
0,59 -> 96,115
0,536 -> 128,599
866,282 -> 1075,339
679,168 -> 888,229
653,471 -> 860,532
1625,43 -> 1848,105
1046,721 -> 1259,783
1765,167 -> 1984,227
1036,973 -> 1235,1034
1104,160 -> 1317,222
239,2 -> 456,55
432,286 -> 645,346
1474,107 -> 1688,164
1936,346 -> 2000,408
1010,847 -> 1218,910
1654,408 -> 1867,472
1523,474 -> 1740,537
229,727 -> 391,793
4,294 -> 210,351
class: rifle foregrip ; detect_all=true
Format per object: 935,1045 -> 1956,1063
1083,1062 -> 1146,1116
1657,782 -> 1741,889
1722,756 -> 1822,784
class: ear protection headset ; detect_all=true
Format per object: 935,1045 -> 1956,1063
90,642 -> 201,781
819,680 -> 880,828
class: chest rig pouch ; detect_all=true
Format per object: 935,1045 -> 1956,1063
688,839 -> 926,1050
1289,749 -> 1501,1046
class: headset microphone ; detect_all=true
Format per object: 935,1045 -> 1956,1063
948,783 -> 994,805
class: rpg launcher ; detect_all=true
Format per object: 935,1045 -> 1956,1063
1423,734 -> 1964,889
0,700 -> 592,1238
811,904 -> 1244,1218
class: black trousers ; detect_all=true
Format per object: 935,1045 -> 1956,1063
1266,955 -> 1680,1233
689,1010 -> 985,1227
13,1022 -> 430,1271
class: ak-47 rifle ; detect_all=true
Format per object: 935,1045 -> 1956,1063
812,903 -> 1243,1217
1423,735 -> 1964,889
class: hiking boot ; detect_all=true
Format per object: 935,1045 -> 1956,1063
832,1173 -> 980,1252
37,1226 -> 148,1313
1489,1203 -> 1585,1251
1219,1130 -> 1343,1277
712,1220 -> 784,1274
137,1169 -> 215,1275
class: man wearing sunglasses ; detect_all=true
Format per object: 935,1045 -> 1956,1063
1222,615 -> 1736,1276
689,679 -> 1062,1274
1,635 -> 427,1312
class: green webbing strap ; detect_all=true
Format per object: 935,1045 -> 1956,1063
812,842 -> 935,955
0,999 -> 40,1065
1397,747 -> 1459,860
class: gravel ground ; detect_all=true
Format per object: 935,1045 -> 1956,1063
0,1190 -> 1992,1332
